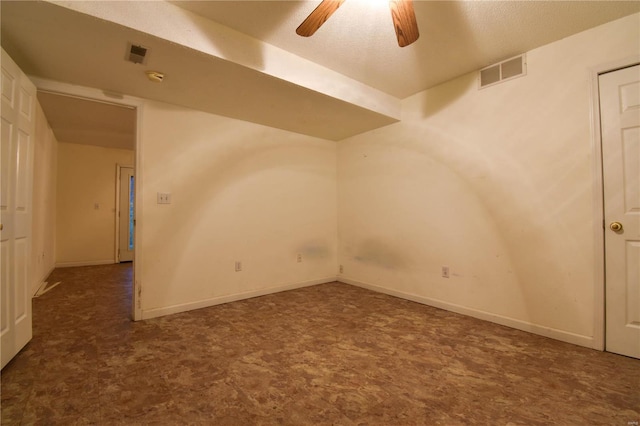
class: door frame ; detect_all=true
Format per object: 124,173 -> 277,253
31,77 -> 145,321
115,164 -> 134,263
589,55 -> 640,351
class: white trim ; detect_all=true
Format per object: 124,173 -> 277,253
589,65 -> 606,351
142,277 -> 337,320
133,104 -> 144,321
339,277 -> 594,349
34,280 -> 61,298
30,77 -> 144,109
55,260 -> 115,268
30,77 -> 145,321
588,55 -> 640,352
31,265 -> 56,297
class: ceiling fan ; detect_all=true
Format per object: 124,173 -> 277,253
296,0 -> 419,47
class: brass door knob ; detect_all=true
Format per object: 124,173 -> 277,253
610,221 -> 623,232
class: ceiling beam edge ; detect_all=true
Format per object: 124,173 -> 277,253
48,0 -> 401,121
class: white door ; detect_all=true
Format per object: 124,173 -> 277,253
1,49 -> 35,369
118,166 -> 134,262
600,64 -> 640,359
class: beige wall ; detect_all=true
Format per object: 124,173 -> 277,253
33,13 -> 638,348
56,142 -> 133,266
32,101 -> 58,294
337,14 -> 640,347
139,101 -> 337,317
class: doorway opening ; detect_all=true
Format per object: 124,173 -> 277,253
116,165 -> 135,263
33,78 -> 143,320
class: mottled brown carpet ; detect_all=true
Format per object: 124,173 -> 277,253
1,264 -> 638,425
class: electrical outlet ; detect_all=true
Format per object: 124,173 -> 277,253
297,253 -> 302,263
339,264 -> 344,274
157,192 -> 172,204
235,261 -> 242,272
442,266 -> 450,278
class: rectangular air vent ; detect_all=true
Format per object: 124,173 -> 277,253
479,54 -> 526,89
127,43 -> 148,65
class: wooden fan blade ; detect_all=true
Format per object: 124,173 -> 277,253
296,0 -> 346,37
389,0 -> 419,47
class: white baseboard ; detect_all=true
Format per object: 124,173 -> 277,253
339,277 -> 594,349
31,265 -> 56,297
55,260 -> 116,268
142,276 -> 338,320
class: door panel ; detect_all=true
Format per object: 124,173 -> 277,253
600,64 -> 640,359
14,238 -> 27,320
1,48 -> 35,369
1,241 -> 9,334
626,241 -> 640,326
621,127 -> 639,213
15,130 -> 30,209
1,119 -> 11,208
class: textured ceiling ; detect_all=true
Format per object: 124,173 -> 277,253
2,0 -> 639,144
171,0 -> 640,98
37,91 -> 137,150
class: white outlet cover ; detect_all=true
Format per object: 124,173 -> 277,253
442,266 -> 450,278
157,192 -> 172,204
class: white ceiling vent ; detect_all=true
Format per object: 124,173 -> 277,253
127,43 -> 148,65
479,54 -> 526,89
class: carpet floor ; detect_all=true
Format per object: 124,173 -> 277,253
1,263 -> 638,425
